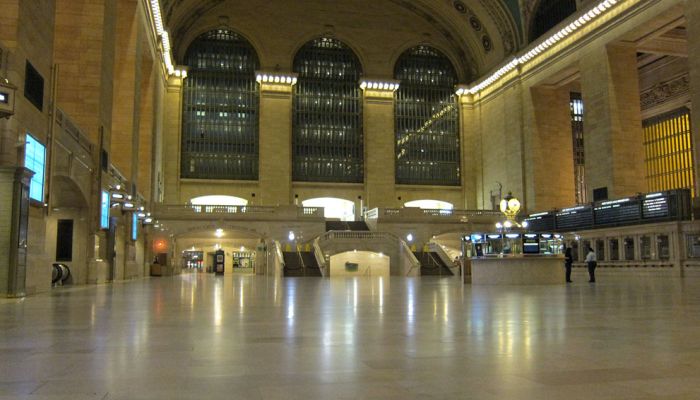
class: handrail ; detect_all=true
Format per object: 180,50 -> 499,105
273,240 -> 285,276
313,238 -> 327,276
319,230 -> 400,242
400,240 -> 421,276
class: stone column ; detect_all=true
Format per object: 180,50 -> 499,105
109,0 -> 139,182
526,86 -> 576,211
362,85 -> 396,209
459,93 -> 478,209
162,78 -> 183,203
258,77 -> 294,205
580,42 -> 646,200
686,1 -> 700,204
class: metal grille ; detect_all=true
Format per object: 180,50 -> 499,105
530,0 -> 577,42
570,92 -> 586,203
643,108 -> 694,196
292,38 -> 363,183
395,46 -> 460,186
181,29 -> 260,180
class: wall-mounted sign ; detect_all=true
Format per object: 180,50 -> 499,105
100,191 -> 110,229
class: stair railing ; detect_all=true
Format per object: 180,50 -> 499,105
313,238 -> 328,277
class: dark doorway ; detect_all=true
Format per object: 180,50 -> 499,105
56,219 -> 74,261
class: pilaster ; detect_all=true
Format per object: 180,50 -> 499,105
362,82 -> 397,209
580,42 -> 646,200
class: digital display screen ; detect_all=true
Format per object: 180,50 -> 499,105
523,234 -> 540,254
132,213 -> 138,241
25,134 -> 46,202
556,206 -> 593,230
100,191 -> 110,229
594,198 -> 641,226
0,92 -> 7,104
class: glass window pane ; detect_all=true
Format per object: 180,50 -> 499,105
394,46 -> 459,186
181,30 -> 260,180
292,38 -> 363,183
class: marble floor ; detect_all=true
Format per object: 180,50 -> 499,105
2,272 -> 700,400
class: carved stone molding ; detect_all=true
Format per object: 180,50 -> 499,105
640,74 -> 690,111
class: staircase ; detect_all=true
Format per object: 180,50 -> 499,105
283,250 -> 322,277
325,221 -> 370,231
413,252 -> 453,276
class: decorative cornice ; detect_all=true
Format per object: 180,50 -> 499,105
640,74 -> 689,111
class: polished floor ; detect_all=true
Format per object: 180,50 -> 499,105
2,272 -> 700,399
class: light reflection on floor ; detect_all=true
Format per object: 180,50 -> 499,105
1,272 -> 700,399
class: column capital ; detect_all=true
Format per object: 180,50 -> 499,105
256,71 -> 298,94
360,78 -> 399,100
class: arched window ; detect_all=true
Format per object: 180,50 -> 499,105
293,38 -> 363,183
181,29 -> 260,180
394,46 -> 460,186
530,0 -> 577,42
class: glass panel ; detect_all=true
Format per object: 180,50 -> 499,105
657,234 -> 670,260
181,29 -> 260,180
596,239 -> 605,261
641,236 -> 652,260
292,38 -> 363,183
609,238 -> 619,261
643,108 -> 694,196
623,237 -> 635,260
530,0 -> 577,42
570,93 -> 586,204
395,46 -> 460,186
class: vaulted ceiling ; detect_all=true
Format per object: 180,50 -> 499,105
159,0 -> 525,80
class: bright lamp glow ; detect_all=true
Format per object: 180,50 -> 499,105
404,200 -> 454,210
288,231 -> 295,241
302,197 -> 355,221
191,195 -> 248,206
406,233 -> 413,242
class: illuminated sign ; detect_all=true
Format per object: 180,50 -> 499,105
100,191 -> 110,229
25,134 -> 46,202
0,92 -> 7,104
132,213 -> 138,241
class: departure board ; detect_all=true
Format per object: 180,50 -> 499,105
555,206 -> 593,230
594,198 -> 641,226
524,212 -> 556,232
642,192 -> 671,219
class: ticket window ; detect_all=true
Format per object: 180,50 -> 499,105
596,239 -> 606,261
657,235 -> 670,260
609,238 -> 620,261
641,236 -> 652,260
623,237 -> 635,260
571,240 -> 580,262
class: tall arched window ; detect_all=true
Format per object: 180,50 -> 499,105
394,46 -> 460,186
530,0 -> 577,42
181,29 -> 260,180
293,38 -> 363,183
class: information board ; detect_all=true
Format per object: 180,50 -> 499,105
594,198 -> 641,226
555,206 -> 593,230
523,234 -> 540,254
642,192 -> 671,219
524,212 -> 556,232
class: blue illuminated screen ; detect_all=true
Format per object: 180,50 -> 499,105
100,191 -> 110,229
132,213 -> 138,241
25,134 -> 46,202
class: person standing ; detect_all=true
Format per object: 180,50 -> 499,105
585,247 -> 597,283
564,247 -> 573,283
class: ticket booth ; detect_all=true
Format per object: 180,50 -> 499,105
214,249 -> 225,275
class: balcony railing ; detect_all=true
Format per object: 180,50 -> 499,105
153,204 -> 324,220
364,207 -> 502,221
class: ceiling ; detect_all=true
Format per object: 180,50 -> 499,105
159,0 -> 525,79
